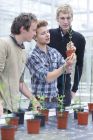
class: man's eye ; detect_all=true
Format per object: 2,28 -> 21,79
61,17 -> 71,20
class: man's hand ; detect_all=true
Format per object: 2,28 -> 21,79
65,53 -> 76,73
30,97 -> 41,111
66,53 -> 76,65
66,41 -> 76,57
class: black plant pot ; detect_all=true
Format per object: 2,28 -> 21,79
74,107 -> 84,119
14,110 -> 25,125
34,114 -> 46,127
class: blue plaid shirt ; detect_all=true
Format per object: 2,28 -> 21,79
26,45 -> 65,98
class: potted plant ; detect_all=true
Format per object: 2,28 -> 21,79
14,94 -> 25,125
26,99 -> 41,134
56,95 -> 68,129
77,72 -> 89,125
88,64 -> 93,112
71,98 -> 84,119
36,95 -> 49,122
30,96 -> 46,127
3,92 -> 25,126
73,89 -> 88,125
66,27 -> 76,57
77,97 -> 88,125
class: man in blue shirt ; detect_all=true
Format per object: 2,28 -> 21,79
26,20 -> 76,109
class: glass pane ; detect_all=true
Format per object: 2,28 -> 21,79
72,14 -> 87,31
89,14 -> 93,30
89,0 -> 93,11
69,0 -> 87,11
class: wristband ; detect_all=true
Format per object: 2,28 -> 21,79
61,63 -> 66,73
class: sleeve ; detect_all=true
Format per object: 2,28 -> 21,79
20,70 -> 25,82
26,55 -> 48,82
54,49 -> 65,68
72,35 -> 86,92
0,39 -> 8,74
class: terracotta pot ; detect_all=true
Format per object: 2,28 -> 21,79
66,49 -> 75,57
74,107 -> 84,119
39,109 -> 49,121
1,125 -> 16,140
57,113 -> 68,129
56,111 -> 69,118
88,103 -> 93,112
8,117 -> 19,131
77,112 -> 88,125
27,119 -> 41,134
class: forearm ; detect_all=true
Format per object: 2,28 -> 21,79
46,63 -> 66,83
19,82 -> 35,100
19,82 -> 41,109
46,53 -> 75,83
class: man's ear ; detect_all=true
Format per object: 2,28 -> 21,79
20,26 -> 25,33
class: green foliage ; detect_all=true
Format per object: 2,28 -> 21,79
71,98 -> 83,112
57,95 -> 65,112
36,95 -> 47,110
29,95 -> 47,117
68,27 -> 72,42
29,98 -> 38,112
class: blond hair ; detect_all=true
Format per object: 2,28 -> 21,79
56,4 -> 73,20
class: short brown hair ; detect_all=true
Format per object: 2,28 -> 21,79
37,20 -> 48,29
11,13 -> 37,34
56,4 -> 73,20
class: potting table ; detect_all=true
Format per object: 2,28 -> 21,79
0,109 -> 93,140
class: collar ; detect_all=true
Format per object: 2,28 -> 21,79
35,44 -> 50,54
59,26 -> 72,37
10,34 -> 25,49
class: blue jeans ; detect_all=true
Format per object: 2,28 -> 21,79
57,74 -> 71,106
44,101 -> 58,109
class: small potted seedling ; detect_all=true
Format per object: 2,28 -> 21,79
26,98 -> 41,134
71,95 -> 88,125
88,65 -> 93,113
71,98 -> 84,119
66,27 -> 76,57
57,95 -> 68,129
36,95 -> 49,122
76,71 -> 89,125
14,94 -> 25,125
